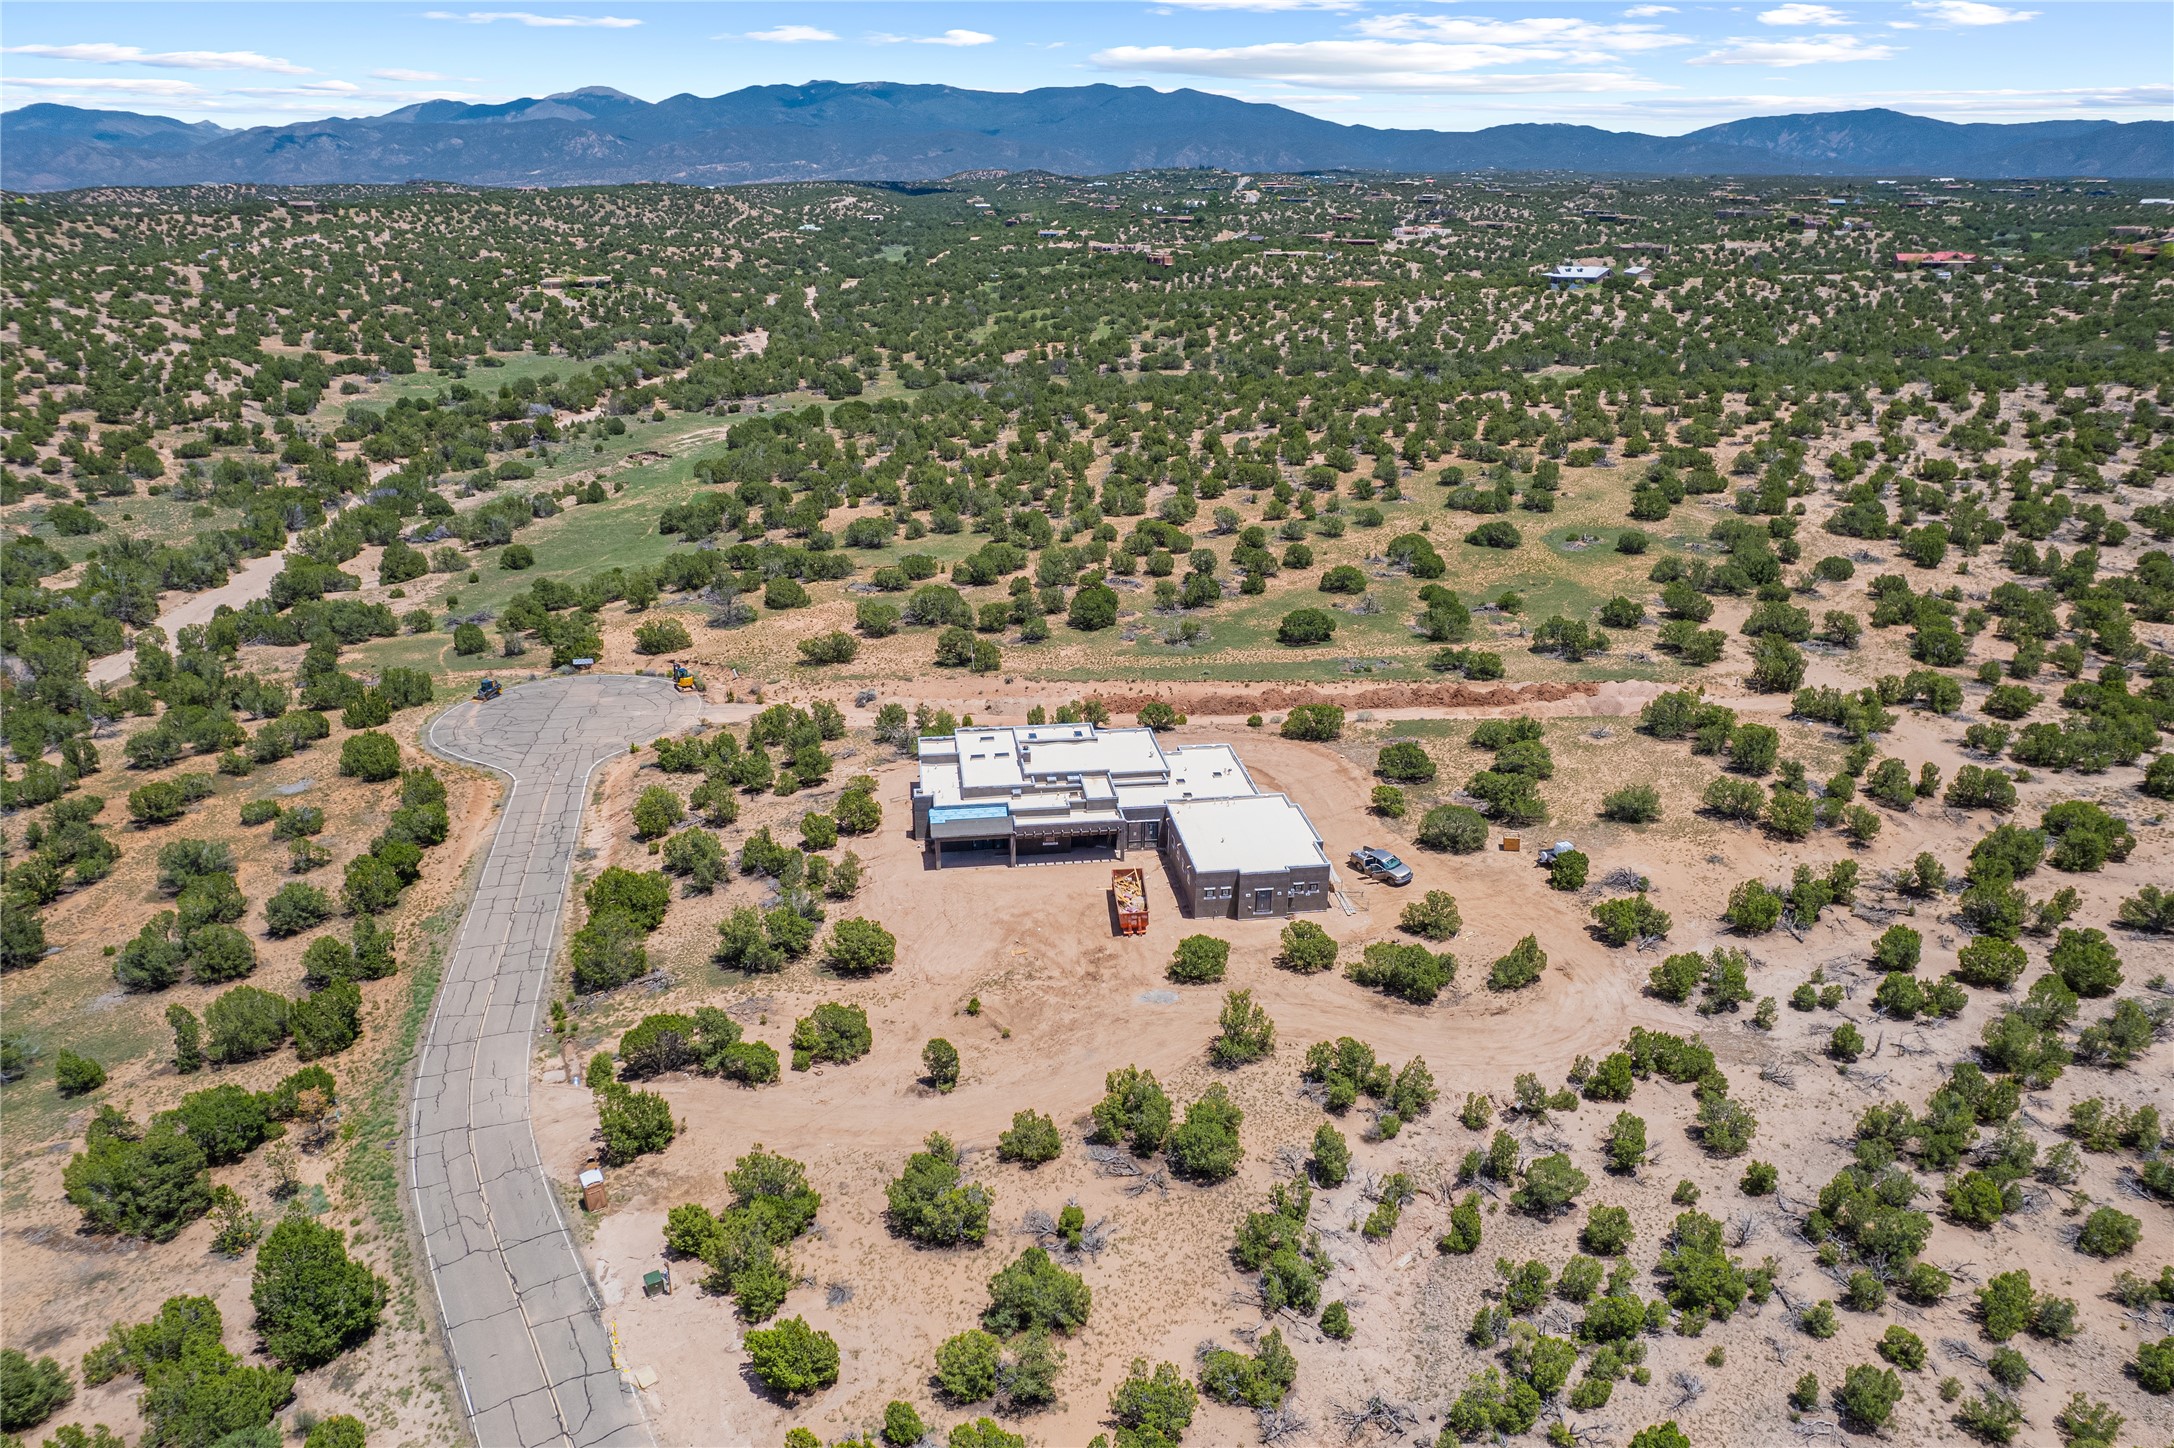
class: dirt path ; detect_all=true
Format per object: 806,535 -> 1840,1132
88,544 -> 294,686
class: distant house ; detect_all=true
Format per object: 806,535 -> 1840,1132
1895,251 -> 1977,268
1546,263 -> 1611,289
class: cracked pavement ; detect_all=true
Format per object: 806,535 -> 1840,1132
415,675 -> 703,1448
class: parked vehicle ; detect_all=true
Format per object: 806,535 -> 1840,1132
1348,846 -> 1413,886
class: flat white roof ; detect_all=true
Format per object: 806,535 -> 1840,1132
1166,794 -> 1327,876
919,724 -> 1183,808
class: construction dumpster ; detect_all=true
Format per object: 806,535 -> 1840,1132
1112,867 -> 1148,935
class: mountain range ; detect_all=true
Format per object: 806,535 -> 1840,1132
3,82 -> 2169,192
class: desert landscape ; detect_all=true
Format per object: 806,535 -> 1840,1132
2,143 -> 2171,1448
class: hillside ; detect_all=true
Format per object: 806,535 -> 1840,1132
4,83 -> 2168,191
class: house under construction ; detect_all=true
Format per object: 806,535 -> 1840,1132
908,723 -> 1333,919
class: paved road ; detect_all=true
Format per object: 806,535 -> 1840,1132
416,675 -> 705,1448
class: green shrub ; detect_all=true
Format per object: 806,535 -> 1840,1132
1834,1356 -> 1904,1426
205,985 -> 290,1064
1275,919 -> 1338,974
1310,1122 -> 1350,1187
2137,1336 -> 2174,1394
1091,1068 -> 1172,1156
883,1401 -> 927,1446
595,1084 -> 675,1163
1108,1359 -> 1195,1445
1592,894 -> 1670,946
54,1049 -> 106,1096
1878,1325 -> 1927,1371
2049,927 -> 2123,997
789,1002 -> 870,1071
1278,704 -> 1344,741
1276,607 -> 1337,645
250,1215 -> 386,1369
982,1247 -> 1092,1336
1488,935 -> 1547,991
886,1133 -> 992,1246
2077,1207 -> 2140,1259
1347,941 -> 1455,1004
1601,785 -> 1662,822
337,731 -> 401,782
1398,890 -> 1462,940
936,1329 -> 1000,1402
0,1349 -> 74,1433
1375,741 -> 1436,782
823,917 -> 896,976
128,780 -> 188,826
1166,1084 -> 1245,1182
304,1415 -> 368,1448
1582,1205 -> 1634,1257
264,882 -> 334,938
744,1317 -> 839,1395
1209,988 -> 1276,1065
996,1110 -> 1062,1167
1169,934 -> 1230,984
922,1038 -> 960,1092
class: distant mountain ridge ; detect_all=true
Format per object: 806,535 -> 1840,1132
3,83 -> 2168,192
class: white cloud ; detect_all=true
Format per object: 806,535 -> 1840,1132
0,76 -> 502,116
1757,4 -> 1851,26
1353,14 -> 1693,52
1095,14 -> 1694,93
372,68 -> 458,81
422,11 -> 641,27
1154,0 -> 1363,10
1910,0 -> 2037,24
1,74 -> 211,97
1094,40 -> 1670,92
2,42 -> 311,74
1623,4 -> 1678,14
869,28 -> 997,46
737,25 -> 839,43
1688,33 -> 1897,64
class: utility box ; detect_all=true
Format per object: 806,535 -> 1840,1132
1500,836 -> 1521,852
643,1268 -> 670,1298
579,1165 -> 606,1212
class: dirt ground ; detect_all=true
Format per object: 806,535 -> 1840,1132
537,705 -> 2172,1448
10,377 -> 2173,1448
0,706 -> 490,1448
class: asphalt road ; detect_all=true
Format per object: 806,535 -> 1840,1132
416,674 -> 704,1448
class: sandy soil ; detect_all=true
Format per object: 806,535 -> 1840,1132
534,708 -> 2173,1448
86,545 -> 296,686
0,708 -> 493,1448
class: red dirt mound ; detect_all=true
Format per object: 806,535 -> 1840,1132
1083,679 -> 1600,715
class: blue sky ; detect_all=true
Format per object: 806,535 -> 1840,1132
3,1 -> 2167,134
